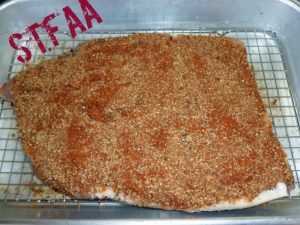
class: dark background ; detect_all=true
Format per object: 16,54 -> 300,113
0,0 -> 7,4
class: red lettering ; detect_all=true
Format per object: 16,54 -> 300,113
63,6 -> 86,38
79,0 -> 103,29
42,13 -> 60,47
9,2 -> 104,63
9,33 -> 32,63
26,23 -> 46,53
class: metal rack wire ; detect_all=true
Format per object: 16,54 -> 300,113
0,29 -> 299,203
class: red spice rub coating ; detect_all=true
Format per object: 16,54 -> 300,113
12,34 -> 294,211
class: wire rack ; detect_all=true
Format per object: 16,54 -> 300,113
0,29 -> 299,203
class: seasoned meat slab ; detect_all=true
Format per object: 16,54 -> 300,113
4,34 -> 294,211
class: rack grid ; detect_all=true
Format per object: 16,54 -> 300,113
0,29 -> 299,203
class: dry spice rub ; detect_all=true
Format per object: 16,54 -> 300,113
9,34 -> 293,211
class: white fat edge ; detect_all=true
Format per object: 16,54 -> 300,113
95,188 -> 138,205
95,188 -> 116,199
188,182 -> 288,212
93,182 -> 288,212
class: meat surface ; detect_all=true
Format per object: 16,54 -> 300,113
4,34 -> 294,211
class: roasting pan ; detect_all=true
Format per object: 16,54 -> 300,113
0,0 -> 300,224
